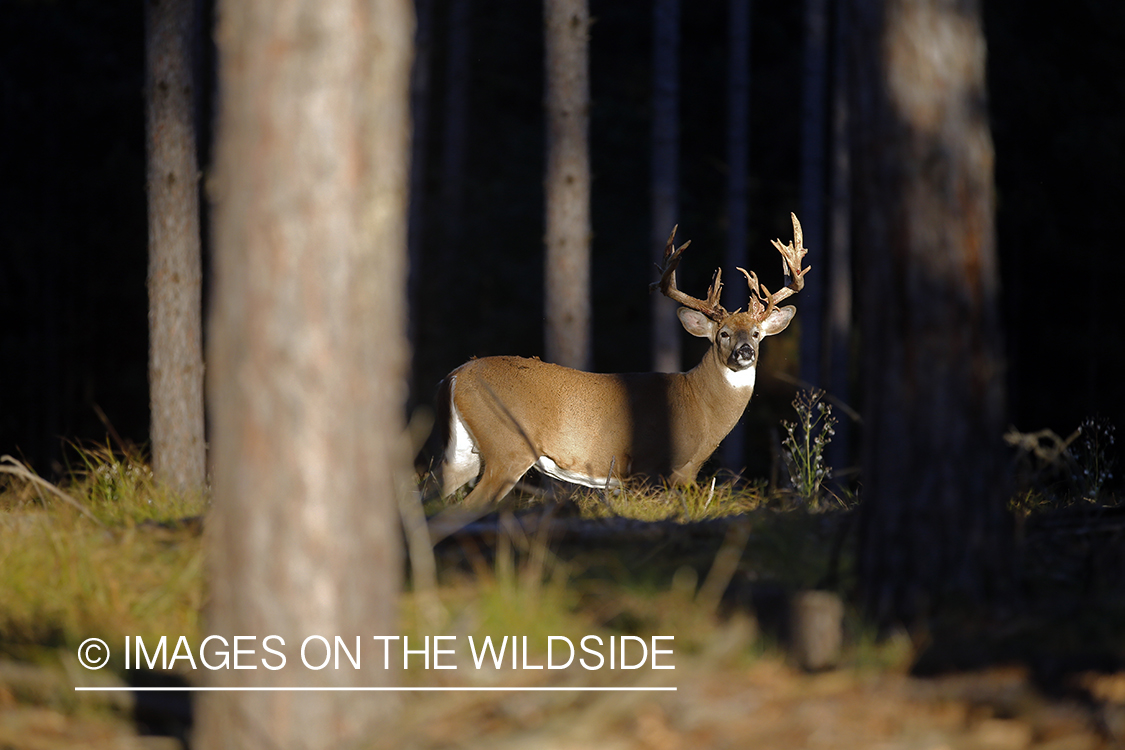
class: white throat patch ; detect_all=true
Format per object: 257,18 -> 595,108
723,365 -> 757,390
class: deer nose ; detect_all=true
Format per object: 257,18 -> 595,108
732,343 -> 755,367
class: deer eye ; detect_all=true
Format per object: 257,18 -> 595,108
720,331 -> 730,340
752,331 -> 760,339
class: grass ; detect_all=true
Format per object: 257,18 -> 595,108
0,445 -> 206,666
4,436 -> 1123,749
0,448 -> 859,676
7,442 -> 1116,659
570,474 -> 771,522
5,442 -> 1123,750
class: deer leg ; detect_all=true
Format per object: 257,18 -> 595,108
462,456 -> 535,508
438,456 -> 479,498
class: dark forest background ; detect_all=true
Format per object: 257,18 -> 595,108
2,0 -> 1122,485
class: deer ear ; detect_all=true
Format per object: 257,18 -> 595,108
677,307 -> 716,338
760,305 -> 796,336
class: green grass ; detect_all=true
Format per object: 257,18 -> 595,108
570,475 -> 771,522
4,433 -> 1123,750
0,447 -> 891,706
0,445 -> 206,664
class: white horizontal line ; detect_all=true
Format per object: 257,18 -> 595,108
75,686 -> 676,692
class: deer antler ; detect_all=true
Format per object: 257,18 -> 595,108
736,212 -> 811,320
650,225 -> 727,321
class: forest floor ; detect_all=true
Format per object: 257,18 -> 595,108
1,450 -> 1123,749
0,650 -> 1121,749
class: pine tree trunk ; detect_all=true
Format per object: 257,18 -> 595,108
721,0 -> 751,470
799,0 -> 828,390
407,0 -> 434,402
849,0 -> 1010,625
824,0 -> 853,480
200,0 -> 412,746
145,0 -> 205,493
440,0 -> 471,249
544,0 -> 591,370
650,0 -> 680,374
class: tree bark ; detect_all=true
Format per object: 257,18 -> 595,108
200,0 -> 412,746
407,0 -> 434,402
440,0 -> 472,250
145,0 -> 205,493
650,0 -> 680,374
824,0 -> 853,480
721,0 -> 751,470
799,0 -> 828,390
850,0 -> 1010,625
544,0 -> 591,370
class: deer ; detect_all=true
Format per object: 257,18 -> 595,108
420,213 -> 810,508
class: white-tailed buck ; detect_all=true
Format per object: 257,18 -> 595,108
422,213 -> 809,507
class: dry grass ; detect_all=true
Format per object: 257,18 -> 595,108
2,451 -> 1121,748
570,475 -> 771,522
0,445 -> 206,663
0,449 -> 846,681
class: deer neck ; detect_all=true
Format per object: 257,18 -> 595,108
681,346 -> 757,423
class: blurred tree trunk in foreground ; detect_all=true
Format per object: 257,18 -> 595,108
145,0 -> 205,493
200,0 -> 412,747
650,0 -> 680,375
544,0 -> 591,370
850,0 -> 1010,625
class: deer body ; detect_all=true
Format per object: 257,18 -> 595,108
424,215 -> 809,507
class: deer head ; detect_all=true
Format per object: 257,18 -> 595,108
652,212 -> 809,381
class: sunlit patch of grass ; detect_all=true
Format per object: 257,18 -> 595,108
455,525 -> 583,641
575,562 -> 761,667
1007,488 -> 1053,517
0,445 -> 206,665
66,442 -> 207,525
845,623 -> 916,674
401,521 -> 602,681
403,522 -> 766,686
4,447 -> 843,692
571,476 -> 770,522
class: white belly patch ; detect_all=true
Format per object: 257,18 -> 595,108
535,455 -> 621,489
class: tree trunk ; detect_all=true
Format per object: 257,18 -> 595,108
824,0 -> 853,481
721,0 -> 751,470
145,0 -> 205,493
850,0 -> 1010,625
407,0 -> 435,403
440,0 -> 472,250
544,0 -> 591,370
799,0 -> 828,390
650,0 -> 680,374
200,0 -> 412,746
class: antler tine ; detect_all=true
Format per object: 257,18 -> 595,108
736,267 -> 768,317
651,225 -> 727,320
737,212 -> 811,320
767,212 -> 810,304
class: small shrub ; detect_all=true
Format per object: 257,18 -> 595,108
1005,418 -> 1118,505
780,390 -> 837,510
1070,416 -> 1116,502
